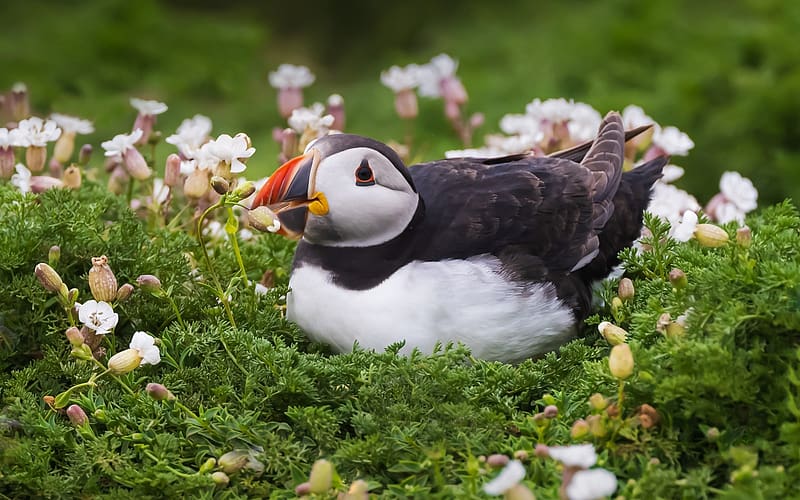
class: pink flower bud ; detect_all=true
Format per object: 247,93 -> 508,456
133,114 -> 155,145
441,76 -> 468,105
444,100 -> 461,121
146,382 -> 175,401
123,147 -> 151,180
30,175 -> 64,193
164,153 -> 182,187
184,168 -> 210,198
89,255 -> 118,303
394,89 -> 418,120
618,278 -> 635,301
78,144 -> 93,166
116,283 -> 134,302
534,443 -> 550,457
278,87 -> 303,118
0,147 -> 14,179
486,454 -> 510,468
211,471 -> 230,486
26,145 -> 47,173
543,405 -> 559,419
327,94 -> 345,131
668,268 -> 688,289
66,404 -> 88,427
10,83 -> 30,121
136,274 -> 163,294
295,482 -> 312,495
35,263 -> 64,293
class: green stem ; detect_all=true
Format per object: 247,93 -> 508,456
195,200 -> 237,330
143,450 -> 195,478
165,294 -> 186,329
126,178 -> 135,207
226,207 -> 249,287
617,379 -> 626,417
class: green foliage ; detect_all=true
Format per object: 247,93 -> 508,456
1,175 -> 800,497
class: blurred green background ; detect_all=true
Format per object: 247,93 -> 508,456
3,0 -> 799,205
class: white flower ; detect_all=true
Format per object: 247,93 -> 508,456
0,127 -> 25,148
719,171 -> 757,213
130,97 -> 168,116
11,164 -> 31,193
288,103 -> 335,135
50,113 -> 94,135
622,105 -> 655,129
660,164 -> 685,183
416,53 -> 459,97
714,202 -> 746,225
166,114 -> 213,158
647,183 -> 701,227
485,134 -> 540,155
129,331 -> 161,366
525,98 -> 575,123
151,178 -> 170,205
201,133 -> 255,174
482,460 -> 526,495
547,444 -> 598,469
380,64 -> 421,92
16,117 -> 62,147
672,210 -> 698,242
77,300 -> 119,335
445,146 -> 505,159
179,158 -> 198,176
568,103 -> 603,142
254,283 -> 270,296
565,468 -> 618,500
652,126 -> 694,155
102,129 -> 144,157
499,113 -> 542,137
268,64 -> 315,89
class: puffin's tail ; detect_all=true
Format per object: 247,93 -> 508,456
579,156 -> 667,281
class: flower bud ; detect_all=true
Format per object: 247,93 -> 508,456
233,180 -> 255,200
327,94 -> 345,131
107,348 -> 143,375
54,132 -> 76,163
706,427 -> 720,441
656,312 -> 671,334
116,283 -> 134,302
598,321 -> 627,346
218,450 -> 250,474
589,393 -> 608,411
198,458 -> 216,474
48,245 -> 61,268
513,450 -> 529,461
534,443 -> 550,458
61,165 -> 81,189
10,82 -> 30,121
586,414 -> 607,437
278,87 -> 303,118
43,395 -> 55,408
136,274 -> 162,294
506,484 -> 537,500
570,419 -> 590,439
247,206 -> 281,233
146,382 -> 175,401
35,263 -> 63,293
695,223 -> 729,247
107,166 -> 128,195
294,482 -> 312,496
486,454 -> 510,468
164,153 -> 182,188
637,404 -> 660,429
469,112 -> 485,129
123,147 -> 152,180
26,145 -> 47,173
347,479 -> 369,496
211,175 -> 230,195
93,408 -> 107,421
211,471 -> 230,486
78,144 -> 93,166
394,88 -> 418,120
736,226 -> 752,248
665,321 -> 685,338
67,287 -> 79,305
66,404 -> 88,427
31,174 -> 64,193
618,278 -> 635,301
89,255 -> 118,303
280,128 -> 298,160
605,403 -> 620,418
0,148 -> 14,179
668,268 -> 687,289
610,296 -> 623,317
543,404 -> 558,419
184,168 -> 210,198
65,326 -> 84,347
308,458 -> 333,494
609,344 -> 634,380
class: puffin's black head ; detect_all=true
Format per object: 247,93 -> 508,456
252,134 -> 420,246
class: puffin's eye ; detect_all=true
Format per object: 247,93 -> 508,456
355,160 -> 375,186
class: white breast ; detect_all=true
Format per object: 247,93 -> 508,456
287,255 -> 576,363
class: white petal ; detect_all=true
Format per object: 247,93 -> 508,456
78,299 -> 98,324
140,344 -> 161,366
566,468 -> 618,500
129,331 -> 155,351
672,210 -> 698,242
547,444 -> 598,468
482,460 -> 526,495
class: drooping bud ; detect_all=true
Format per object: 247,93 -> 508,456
618,278 -> 635,301
198,458 -> 217,474
233,180 -> 255,200
211,471 -> 230,486
34,263 -> 64,294
589,393 -> 608,411
486,454 -> 510,468
116,283 -> 134,302
695,223 -> 729,247
123,147 -> 151,180
146,382 -> 175,401
570,419 -> 590,439
78,144 -> 93,165
543,405 -> 559,419
210,175 -> 230,195
31,174 -> 64,193
47,245 -> 61,268
136,274 -> 163,295
308,459 -> 333,494
88,255 -> 118,302
107,348 -> 143,375
247,206 -> 281,233
609,344 -> 634,380
62,165 -> 81,189
668,268 -> 687,289
184,168 -> 210,198
65,326 -> 84,347
736,226 -> 752,248
164,153 -> 182,187
26,145 -> 47,173
598,321 -> 627,346
66,404 -> 88,427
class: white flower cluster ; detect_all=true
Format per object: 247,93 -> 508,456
381,54 -> 462,97
268,64 -> 315,89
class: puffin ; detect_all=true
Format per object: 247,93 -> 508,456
251,112 -> 666,363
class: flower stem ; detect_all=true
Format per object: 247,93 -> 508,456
165,294 -> 186,329
226,207 -> 249,288
195,200 -> 237,330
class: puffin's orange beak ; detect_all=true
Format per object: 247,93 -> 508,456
251,148 -> 327,239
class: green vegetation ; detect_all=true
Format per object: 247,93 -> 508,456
1,181 -> 799,497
